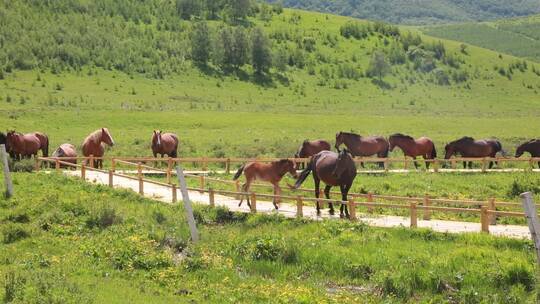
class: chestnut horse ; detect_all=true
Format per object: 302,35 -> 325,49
389,133 -> 437,169
335,132 -> 389,168
516,139 -> 540,168
294,139 -> 331,169
52,144 -> 78,167
233,159 -> 298,210
82,128 -> 115,168
151,130 -> 179,161
6,131 -> 46,160
444,137 -> 503,169
294,150 -> 357,218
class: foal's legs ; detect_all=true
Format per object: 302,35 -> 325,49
239,178 -> 252,208
324,185 -> 334,215
272,182 -> 281,210
340,184 -> 350,218
314,175 -> 321,216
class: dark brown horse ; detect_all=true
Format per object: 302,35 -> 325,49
444,137 -> 503,169
0,132 -> 12,158
294,139 -> 331,169
294,150 -> 357,218
52,144 -> 78,167
389,133 -> 437,169
335,132 -> 389,168
82,128 -> 115,168
516,139 -> 540,168
233,159 -> 298,210
151,130 -> 179,162
6,131 -> 44,160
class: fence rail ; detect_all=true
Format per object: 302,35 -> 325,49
37,157 -> 533,235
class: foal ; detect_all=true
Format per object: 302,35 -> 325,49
233,159 -> 298,210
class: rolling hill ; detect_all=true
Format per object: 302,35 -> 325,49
264,0 -> 540,25
423,14 -> 540,62
1,0 -> 540,158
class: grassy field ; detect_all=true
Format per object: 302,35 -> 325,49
0,173 -> 537,303
423,15 -> 540,62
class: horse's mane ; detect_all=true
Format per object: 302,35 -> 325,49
338,131 -> 361,138
456,136 -> 474,143
390,133 -> 414,140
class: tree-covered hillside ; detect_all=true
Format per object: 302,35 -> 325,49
265,0 -> 540,25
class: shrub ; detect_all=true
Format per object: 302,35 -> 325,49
236,236 -> 298,263
340,21 -> 370,39
433,68 -> 450,85
2,223 -> 30,244
86,206 -> 122,229
495,262 -> 535,291
345,263 -> 374,280
507,175 -> 540,197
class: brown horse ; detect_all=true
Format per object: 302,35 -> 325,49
0,132 -> 11,157
81,128 -> 115,168
294,150 -> 357,218
151,130 -> 179,162
444,137 -> 503,169
516,139 -> 540,168
6,131 -> 43,160
294,139 -> 331,169
335,132 -> 389,168
233,159 -> 298,210
52,144 -> 78,167
389,133 -> 437,169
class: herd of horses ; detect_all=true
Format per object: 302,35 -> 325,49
1,128 -> 540,218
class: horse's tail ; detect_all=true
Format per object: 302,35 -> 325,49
233,164 -> 245,180
43,135 -> 49,157
294,159 -> 313,189
430,142 -> 437,159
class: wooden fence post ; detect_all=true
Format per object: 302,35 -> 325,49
166,158 -> 172,184
367,192 -> 374,213
138,162 -> 144,195
199,175 -> 205,193
410,203 -> 417,228
202,157 -> 208,171
81,164 -> 86,180
521,192 -> 540,265
488,198 -> 497,225
296,196 -> 303,218
111,158 -> 116,172
1,145 -> 14,198
175,166 -> 199,242
403,157 -> 408,170
55,159 -> 60,171
171,184 -> 177,203
480,206 -> 489,233
423,194 -> 431,220
209,188 -> 215,207
451,159 -> 456,169
348,199 -> 357,221
108,170 -> 113,187
235,180 -> 241,199
433,159 -> 439,173
384,159 -> 389,172
34,158 -> 40,171
250,193 -> 257,213
89,155 -> 94,168
481,158 -> 487,172
225,158 -> 230,175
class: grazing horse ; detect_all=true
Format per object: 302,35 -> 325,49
233,159 -> 298,210
335,131 -> 389,168
294,150 -> 357,218
294,139 -> 331,169
151,130 -> 179,164
389,133 -> 437,169
6,131 -> 42,159
444,137 -> 503,169
33,132 -> 49,157
81,128 -> 115,168
52,144 -> 78,167
516,139 -> 540,168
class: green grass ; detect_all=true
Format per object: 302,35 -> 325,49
0,173 -> 537,303
423,15 -> 540,62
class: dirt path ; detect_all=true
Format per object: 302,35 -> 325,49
64,170 -> 532,239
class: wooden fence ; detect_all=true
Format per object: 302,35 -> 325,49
35,155 -> 540,174
38,157 -> 531,235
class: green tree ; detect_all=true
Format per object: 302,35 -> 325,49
232,27 -> 249,68
251,27 -> 272,74
273,48 -> 288,72
176,0 -> 201,20
228,0 -> 251,20
367,51 -> 391,81
216,27 -> 234,69
191,22 -> 212,65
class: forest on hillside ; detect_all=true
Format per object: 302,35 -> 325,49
265,0 -> 540,25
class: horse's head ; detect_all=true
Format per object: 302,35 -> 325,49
332,149 -> 352,178
283,159 -> 298,179
52,147 -> 64,158
444,143 -> 454,159
515,143 -> 526,158
101,128 -> 115,146
0,132 -> 5,145
388,135 -> 396,152
335,132 -> 344,151
153,130 -> 162,146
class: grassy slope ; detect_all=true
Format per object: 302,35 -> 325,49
0,173 -> 536,303
1,10 -> 540,158
423,14 -> 540,62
